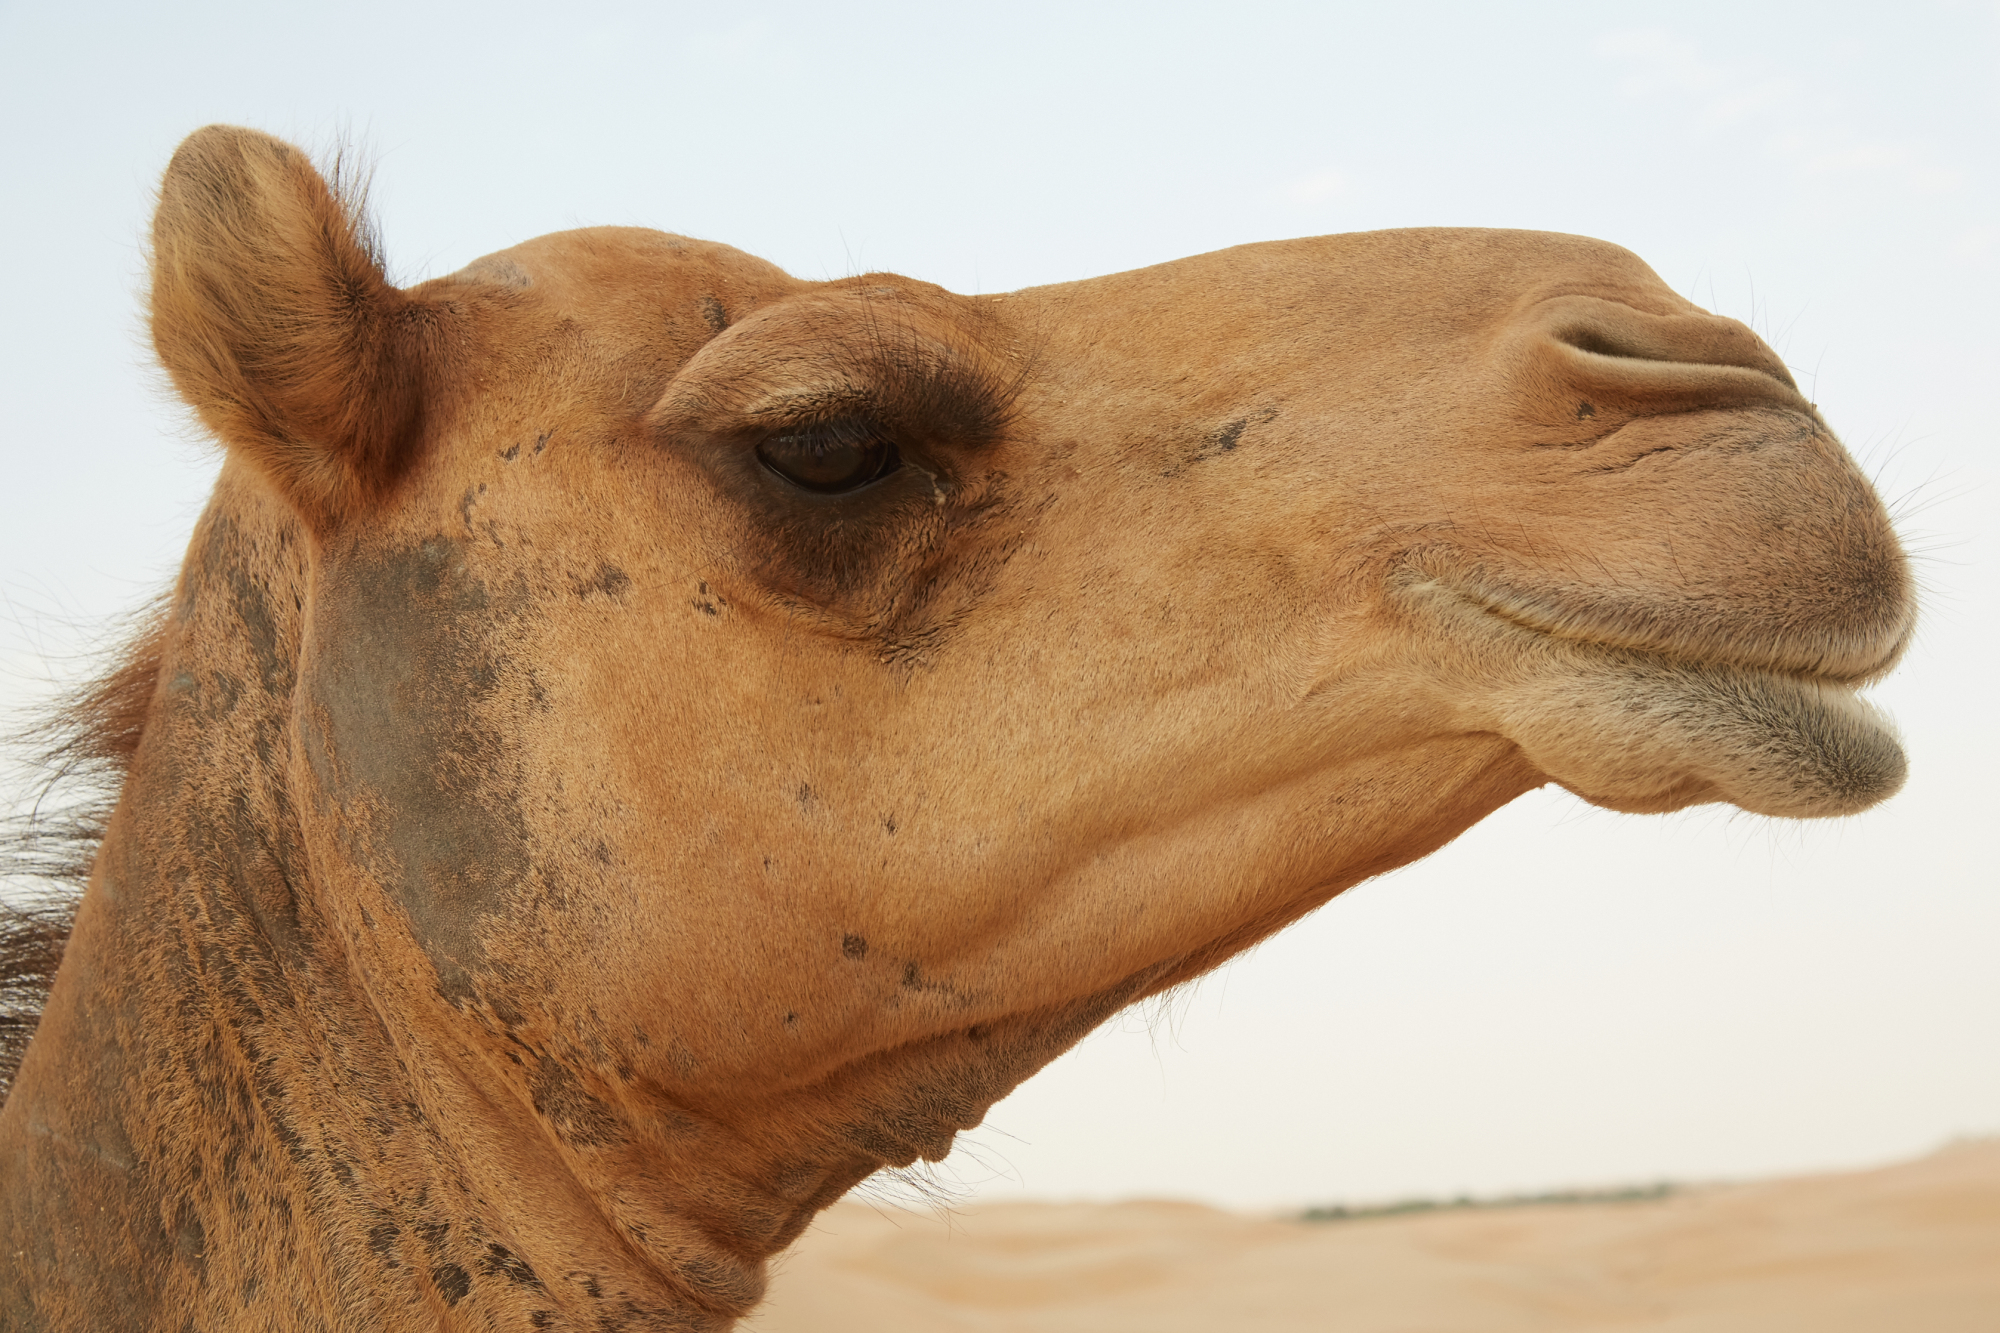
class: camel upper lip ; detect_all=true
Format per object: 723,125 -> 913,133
1430,577 -> 1911,688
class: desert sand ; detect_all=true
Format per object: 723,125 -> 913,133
745,1139 -> 2000,1331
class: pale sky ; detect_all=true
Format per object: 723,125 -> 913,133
3,0 -> 1995,1209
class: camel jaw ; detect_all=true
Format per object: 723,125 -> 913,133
1399,579 -> 1908,818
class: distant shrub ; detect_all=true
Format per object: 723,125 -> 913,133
1301,1182 -> 1673,1223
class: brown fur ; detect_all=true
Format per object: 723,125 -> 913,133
0,611 -> 165,1094
148,130 -> 454,529
0,127 -> 1911,1331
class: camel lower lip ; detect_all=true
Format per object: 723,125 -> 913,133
1490,647 -> 1907,819
1407,585 -> 1909,818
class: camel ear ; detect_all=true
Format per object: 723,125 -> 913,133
149,126 -> 442,529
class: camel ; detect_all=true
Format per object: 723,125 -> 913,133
0,125 -> 1910,1331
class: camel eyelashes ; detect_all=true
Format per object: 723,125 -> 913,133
754,417 -> 904,494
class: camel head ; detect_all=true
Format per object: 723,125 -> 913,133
90,124 -> 1908,1319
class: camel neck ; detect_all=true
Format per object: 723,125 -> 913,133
0,770 -> 771,1333
0,491 -> 758,1330
0,767 -> 350,1326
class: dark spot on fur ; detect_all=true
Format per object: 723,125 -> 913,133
308,538 -> 534,1001
501,441 -> 521,461
220,549 -> 292,698
700,295 -> 729,334
413,1219 -> 451,1257
530,1056 -> 623,1147
882,815 -> 897,835
262,1099 -> 308,1162
1578,400 -> 1597,419
432,1262 -> 472,1306
533,431 -> 551,455
1165,407 -> 1278,477
901,961 -> 921,988
574,563 -> 631,601
796,782 -> 814,811
842,934 -> 868,960
173,1205 -> 206,1281
481,1242 -> 544,1290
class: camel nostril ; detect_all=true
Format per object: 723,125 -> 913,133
1516,297 -> 1805,415
1558,327 -> 1653,362
1546,301 -> 1798,389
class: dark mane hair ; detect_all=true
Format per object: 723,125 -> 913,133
0,605 -> 168,1101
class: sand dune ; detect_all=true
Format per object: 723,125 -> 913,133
746,1140 -> 2000,1331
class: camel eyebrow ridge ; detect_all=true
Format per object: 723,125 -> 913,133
755,321 -> 1023,451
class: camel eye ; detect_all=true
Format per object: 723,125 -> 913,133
755,420 -> 902,494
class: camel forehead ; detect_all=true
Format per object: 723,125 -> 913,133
440,225 -> 803,311
444,225 -> 1683,325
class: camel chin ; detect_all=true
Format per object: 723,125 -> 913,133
1493,654 -> 1907,819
